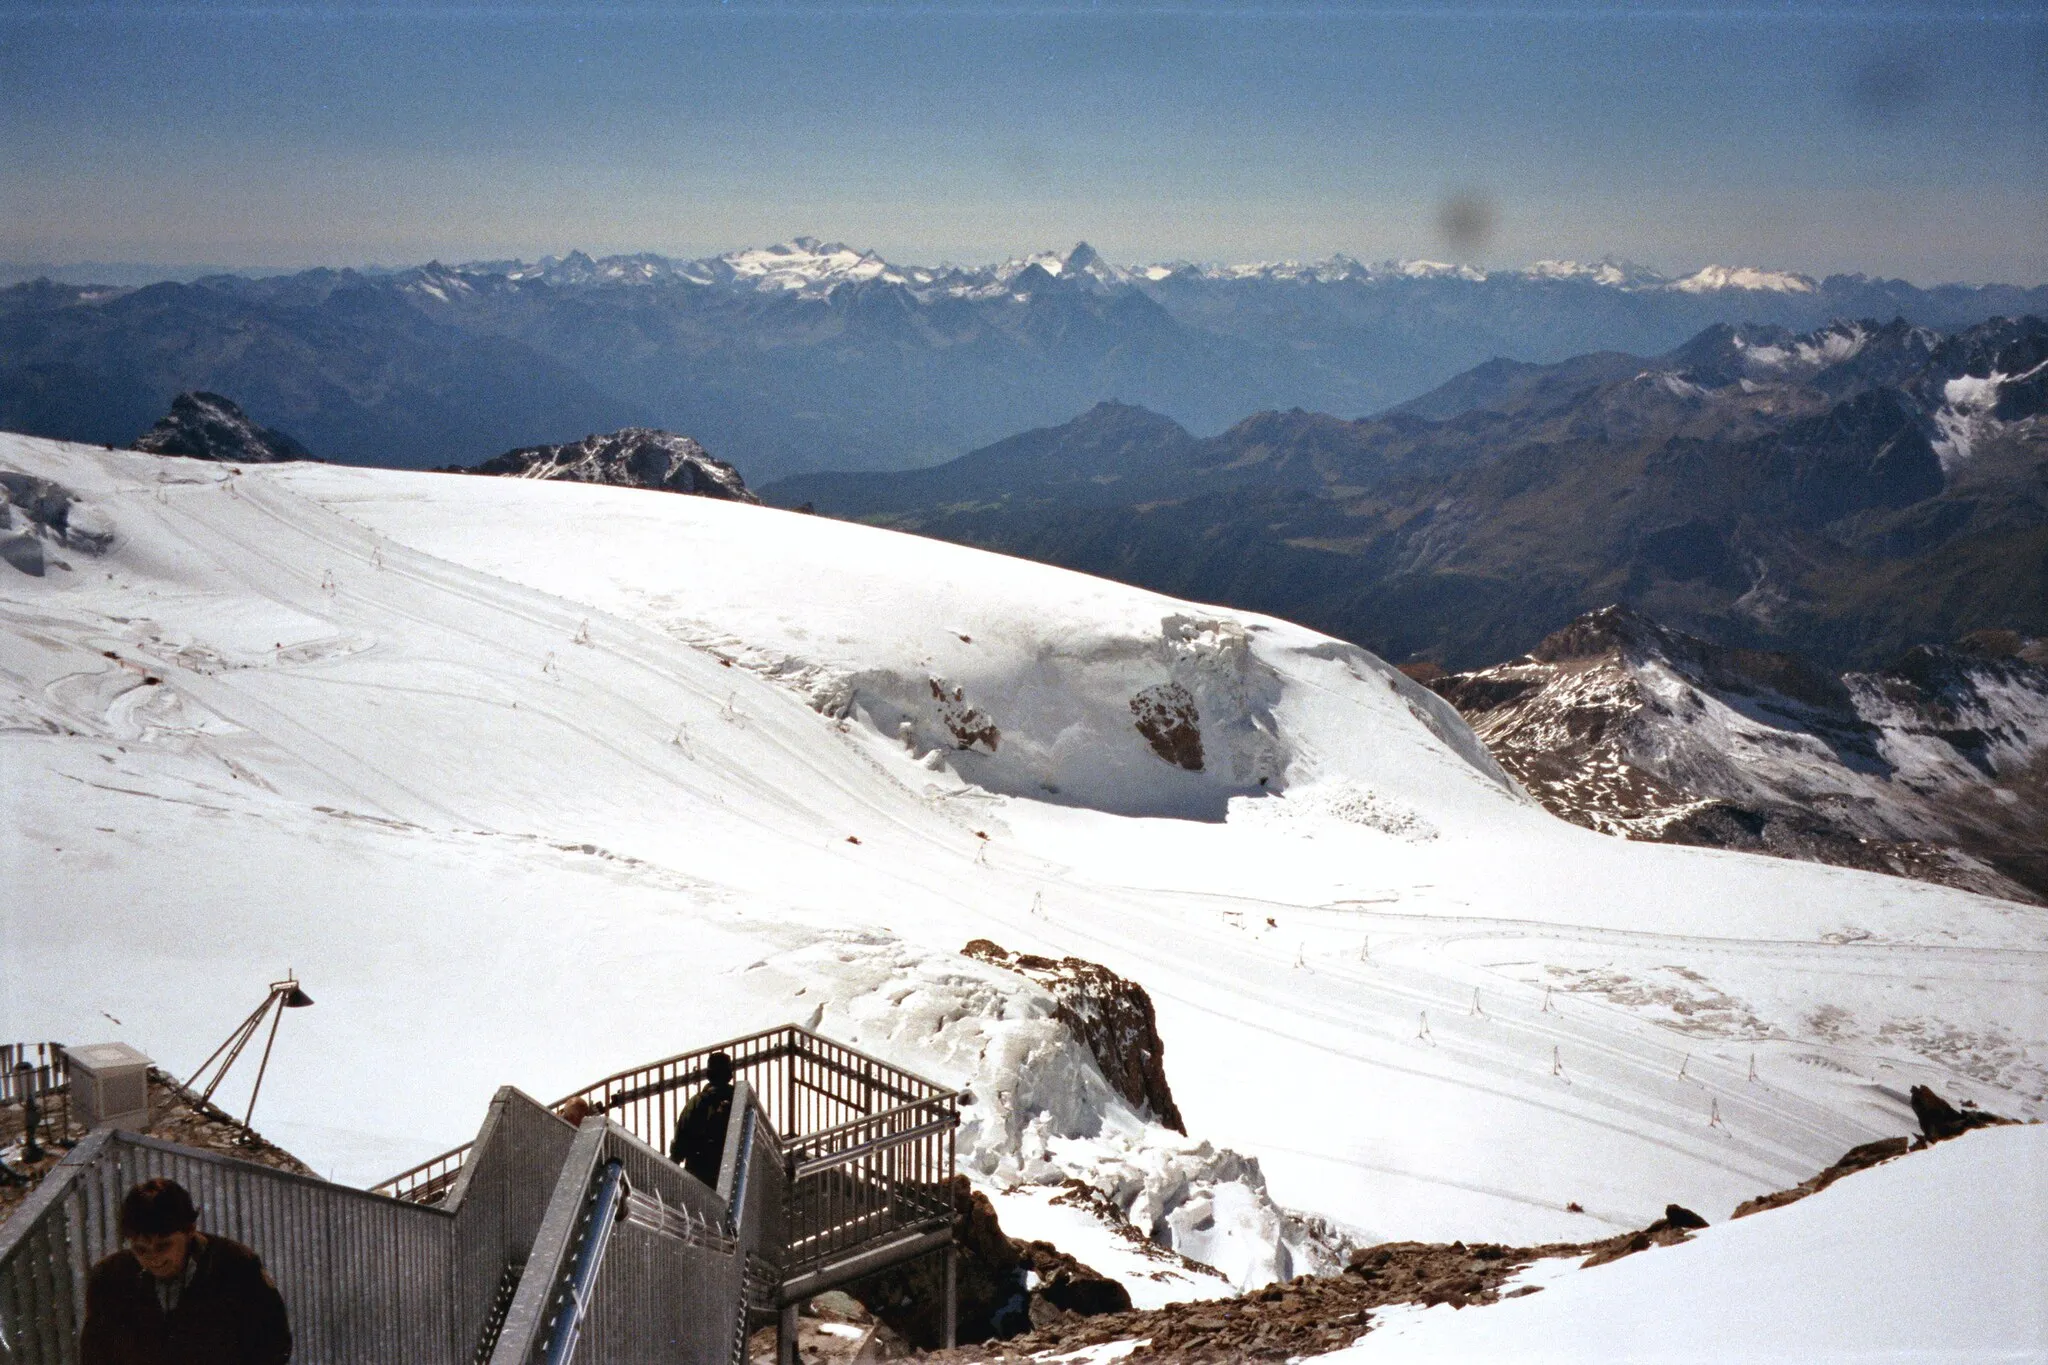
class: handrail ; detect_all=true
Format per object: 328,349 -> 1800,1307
374,1026 -> 955,1204
791,1114 -> 958,1181
541,1159 -> 625,1365
486,1120 -> 608,1365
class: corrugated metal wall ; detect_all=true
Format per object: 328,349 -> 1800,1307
0,1131 -> 456,1365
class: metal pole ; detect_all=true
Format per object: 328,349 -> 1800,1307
944,1243 -> 958,1349
778,1302 -> 799,1365
15,1064 -> 42,1163
244,994 -> 287,1127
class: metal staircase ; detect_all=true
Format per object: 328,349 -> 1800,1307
0,1026 -> 959,1365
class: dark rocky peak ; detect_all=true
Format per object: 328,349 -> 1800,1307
1953,629 -> 2048,667
134,392 -> 313,464
1921,315 -> 2048,420
1529,605 -> 1852,712
1807,318 -> 1944,397
1063,241 -> 1103,274
464,427 -> 756,502
1770,385 -> 1944,521
951,401 -> 1198,486
1392,350 -> 1648,422
1008,262 -> 1062,294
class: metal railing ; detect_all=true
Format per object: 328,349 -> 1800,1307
0,1130 -> 455,1365
0,1027 -> 956,1365
378,1025 -> 954,1203
0,1087 -> 580,1365
375,1025 -> 957,1302
0,1049 -> 68,1110
489,1110 -> 751,1365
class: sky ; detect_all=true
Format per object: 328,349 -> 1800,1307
2,1 -> 2045,284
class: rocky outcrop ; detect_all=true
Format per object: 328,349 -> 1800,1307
1909,1084 -> 2018,1145
461,427 -> 757,502
1732,1136 -> 1911,1219
963,940 -> 1185,1133
1130,682 -> 1203,771
134,392 -> 313,463
1578,1203 -> 1708,1268
1427,605 -> 2048,902
1731,1086 -> 2018,1221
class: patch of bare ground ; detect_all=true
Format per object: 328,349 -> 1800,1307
1,1071 -> 314,1226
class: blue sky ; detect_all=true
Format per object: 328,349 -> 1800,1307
3,2 -> 2044,282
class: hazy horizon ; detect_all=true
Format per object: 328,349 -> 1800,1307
5,233 -> 2048,293
4,1 -> 2046,285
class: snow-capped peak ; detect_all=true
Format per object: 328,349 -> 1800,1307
716,236 -> 914,294
1520,258 -> 1662,288
1733,319 -> 1870,372
1668,265 -> 1819,295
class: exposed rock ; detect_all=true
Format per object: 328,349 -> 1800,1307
1910,1084 -> 2018,1145
1733,1136 -> 1911,1218
1579,1203 -> 1709,1268
962,940 -> 1186,1133
1130,682 -> 1203,771
930,677 -> 1000,751
1427,605 -> 2048,902
460,427 -> 757,502
134,392 -> 313,463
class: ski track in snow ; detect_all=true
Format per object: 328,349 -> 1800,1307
3,436 -> 2044,1288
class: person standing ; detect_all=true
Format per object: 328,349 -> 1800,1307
80,1177 -> 292,1365
669,1051 -> 736,1185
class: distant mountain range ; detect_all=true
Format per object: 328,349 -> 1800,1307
768,315 -> 2048,672
4,240 -> 2045,483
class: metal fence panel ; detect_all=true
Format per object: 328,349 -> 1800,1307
0,1133 -> 459,1365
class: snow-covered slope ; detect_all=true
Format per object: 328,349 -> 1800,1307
1314,1123 -> 2046,1364
3,434 -> 2044,1301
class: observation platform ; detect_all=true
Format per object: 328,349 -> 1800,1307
0,1025 -> 961,1365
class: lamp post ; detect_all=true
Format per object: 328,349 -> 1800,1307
183,973 -> 315,1130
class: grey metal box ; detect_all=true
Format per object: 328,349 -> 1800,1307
66,1042 -> 152,1132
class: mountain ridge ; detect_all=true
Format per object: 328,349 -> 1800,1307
767,315 -> 2048,672
5,243 -> 2045,484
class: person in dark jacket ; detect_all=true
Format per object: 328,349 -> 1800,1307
669,1051 -> 735,1185
80,1177 -> 292,1365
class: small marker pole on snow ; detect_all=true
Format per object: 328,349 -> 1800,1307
1542,985 -> 1555,1013
1471,988 -> 1484,1017
1417,1011 -> 1433,1042
1748,1053 -> 1759,1083
1359,936 -> 1369,962
1552,1045 -> 1564,1077
1679,1052 -> 1690,1079
1709,1098 -> 1725,1129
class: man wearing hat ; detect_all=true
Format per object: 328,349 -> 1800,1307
80,1177 -> 291,1364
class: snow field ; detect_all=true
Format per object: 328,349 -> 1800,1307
1310,1123 -> 2047,1363
3,435 -> 2044,1304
